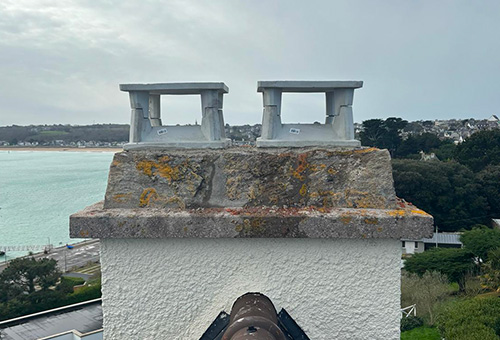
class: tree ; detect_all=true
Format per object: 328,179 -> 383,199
460,226 -> 500,262
436,297 -> 500,340
455,130 -> 500,172
482,248 -> 500,291
395,133 -> 444,158
404,248 -> 477,292
476,165 -> 500,219
0,257 -> 60,298
392,159 -> 490,231
359,117 -> 408,155
401,271 -> 452,325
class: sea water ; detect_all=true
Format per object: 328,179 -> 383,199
0,151 -> 114,259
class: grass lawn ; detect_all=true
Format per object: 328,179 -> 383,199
401,326 -> 441,340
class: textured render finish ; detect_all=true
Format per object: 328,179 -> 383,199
70,201 -> 433,239
100,238 -> 401,340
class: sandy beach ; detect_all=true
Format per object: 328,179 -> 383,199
0,147 -> 122,152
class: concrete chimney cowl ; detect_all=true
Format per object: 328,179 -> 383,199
70,81 -> 433,340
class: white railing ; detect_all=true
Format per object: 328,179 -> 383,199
401,304 -> 416,317
0,244 -> 52,252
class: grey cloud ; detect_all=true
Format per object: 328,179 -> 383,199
0,0 -> 499,126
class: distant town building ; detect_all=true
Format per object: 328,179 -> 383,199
402,232 -> 463,255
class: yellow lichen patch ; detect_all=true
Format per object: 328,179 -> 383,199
363,217 -> 379,225
235,218 -> 265,234
313,190 -> 341,208
387,210 -> 406,217
136,158 -> 183,182
335,147 -> 379,156
247,185 -> 260,200
411,209 -> 431,216
139,188 -> 159,207
269,195 -> 279,205
327,168 -> 338,175
309,191 -> 320,198
354,147 -> 378,154
183,227 -> 188,233
299,184 -> 308,197
345,189 -> 386,209
226,176 -> 242,200
79,230 -> 89,237
165,196 -> 186,209
309,163 -> 326,172
377,227 -> 383,232
111,160 -> 121,167
112,193 -> 132,203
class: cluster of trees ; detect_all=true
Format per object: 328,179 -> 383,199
0,124 -> 129,145
361,118 -> 500,231
401,227 -> 500,337
0,257 -> 101,321
405,227 -> 500,292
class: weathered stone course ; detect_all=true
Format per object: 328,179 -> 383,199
71,146 -> 434,240
104,147 -> 396,210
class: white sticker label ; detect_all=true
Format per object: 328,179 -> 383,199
157,128 -> 168,136
289,128 -> 301,134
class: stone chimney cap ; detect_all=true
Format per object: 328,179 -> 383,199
257,80 -> 363,92
120,82 -> 229,94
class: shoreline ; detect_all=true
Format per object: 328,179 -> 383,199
0,147 -> 122,152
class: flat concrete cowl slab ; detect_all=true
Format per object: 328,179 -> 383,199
70,147 -> 433,239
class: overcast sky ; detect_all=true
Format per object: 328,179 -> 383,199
1,0 -> 499,126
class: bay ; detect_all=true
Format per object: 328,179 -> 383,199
0,151 -> 114,259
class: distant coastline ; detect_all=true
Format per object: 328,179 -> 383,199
0,146 -> 122,152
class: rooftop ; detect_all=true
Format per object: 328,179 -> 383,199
0,300 -> 102,340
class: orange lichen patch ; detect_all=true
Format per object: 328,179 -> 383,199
136,158 -> 182,182
111,160 -> 121,167
112,193 -> 132,203
387,210 -> 406,217
292,153 -> 309,181
411,209 -> 431,216
139,188 -> 159,207
377,227 -> 383,232
364,217 -> 379,224
299,184 -> 308,197
79,230 -> 89,237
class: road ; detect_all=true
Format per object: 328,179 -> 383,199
0,239 -> 100,273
